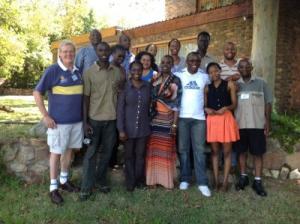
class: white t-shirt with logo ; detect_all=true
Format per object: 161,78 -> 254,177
175,68 -> 210,120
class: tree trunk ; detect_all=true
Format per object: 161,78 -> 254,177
251,0 -> 279,92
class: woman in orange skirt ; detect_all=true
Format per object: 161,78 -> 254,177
204,62 -> 239,192
146,55 -> 182,189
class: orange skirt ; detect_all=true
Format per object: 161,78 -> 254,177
206,110 -> 240,143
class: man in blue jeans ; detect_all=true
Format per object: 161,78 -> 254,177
175,52 -> 211,197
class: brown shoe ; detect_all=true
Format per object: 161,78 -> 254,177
60,181 -> 80,192
49,189 -> 63,205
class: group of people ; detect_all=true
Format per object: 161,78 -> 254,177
33,29 -> 272,205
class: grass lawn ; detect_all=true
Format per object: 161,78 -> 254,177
0,96 -> 43,123
0,96 -> 300,223
0,169 -> 300,224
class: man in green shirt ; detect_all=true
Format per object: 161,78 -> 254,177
80,42 -> 124,200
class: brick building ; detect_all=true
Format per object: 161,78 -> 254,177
51,0 -> 300,113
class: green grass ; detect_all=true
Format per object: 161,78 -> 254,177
0,170 -> 299,224
0,96 -> 300,223
0,96 -> 44,123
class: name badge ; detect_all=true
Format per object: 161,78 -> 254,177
241,93 -> 250,100
71,74 -> 78,81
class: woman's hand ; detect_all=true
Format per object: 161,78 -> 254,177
170,124 -> 177,135
204,108 -> 216,115
216,107 -> 228,115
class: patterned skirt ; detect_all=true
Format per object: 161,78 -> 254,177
206,110 -> 240,143
146,101 -> 176,189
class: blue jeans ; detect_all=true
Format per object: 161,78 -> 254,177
178,118 -> 208,185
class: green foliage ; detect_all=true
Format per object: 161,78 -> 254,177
271,112 -> 300,153
0,0 -> 106,88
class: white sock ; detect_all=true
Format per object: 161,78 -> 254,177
254,176 -> 261,181
50,179 -> 58,192
60,171 -> 68,184
241,173 -> 248,176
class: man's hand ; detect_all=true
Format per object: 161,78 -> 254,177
264,121 -> 270,136
119,132 -> 128,142
225,73 -> 240,82
43,115 -> 57,129
84,122 -> 93,136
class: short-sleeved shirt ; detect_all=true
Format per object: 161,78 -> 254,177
200,54 -> 216,71
117,80 -> 151,138
175,68 -> 210,120
83,63 -> 123,121
235,76 -> 273,129
35,59 -> 83,124
219,60 -> 240,80
75,45 -> 98,74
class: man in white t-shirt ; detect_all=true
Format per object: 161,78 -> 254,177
175,52 -> 211,197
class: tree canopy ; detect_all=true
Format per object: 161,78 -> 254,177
0,0 -> 106,88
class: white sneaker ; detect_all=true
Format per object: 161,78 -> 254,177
198,185 -> 211,197
179,182 -> 189,190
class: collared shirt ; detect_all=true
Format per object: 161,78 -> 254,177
83,63 -> 123,121
200,54 -> 216,71
175,68 -> 210,120
235,76 -> 273,129
35,59 -> 83,124
75,45 -> 98,74
219,59 -> 240,80
117,80 -> 151,138
122,51 -> 135,75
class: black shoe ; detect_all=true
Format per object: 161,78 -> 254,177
126,186 -> 135,192
79,191 -> 92,201
98,185 -> 111,194
60,181 -> 80,192
252,180 -> 267,197
136,182 -> 147,190
235,175 -> 249,191
49,189 -> 63,205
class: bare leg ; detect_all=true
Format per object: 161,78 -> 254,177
222,143 -> 232,189
50,153 -> 60,180
211,142 -> 220,188
254,155 -> 263,177
238,152 -> 247,175
60,149 -> 73,173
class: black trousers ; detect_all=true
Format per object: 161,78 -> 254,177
124,136 -> 148,189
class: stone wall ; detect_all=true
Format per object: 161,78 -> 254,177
275,0 -> 300,113
1,138 -> 49,183
132,17 -> 253,62
165,0 -> 196,20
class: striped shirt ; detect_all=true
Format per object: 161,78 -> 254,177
35,59 -> 83,124
219,59 -> 240,80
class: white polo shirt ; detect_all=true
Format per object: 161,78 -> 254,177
175,68 -> 210,120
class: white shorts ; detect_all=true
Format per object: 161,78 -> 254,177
47,122 -> 83,154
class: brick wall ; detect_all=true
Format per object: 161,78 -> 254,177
165,0 -> 196,19
132,17 -> 253,62
275,0 -> 300,113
